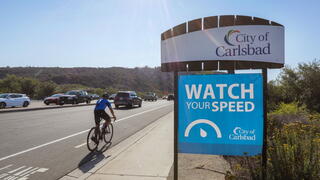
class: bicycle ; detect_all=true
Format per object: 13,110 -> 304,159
87,117 -> 114,152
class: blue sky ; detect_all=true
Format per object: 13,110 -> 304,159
0,0 -> 319,79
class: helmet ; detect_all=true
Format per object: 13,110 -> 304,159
102,93 -> 109,99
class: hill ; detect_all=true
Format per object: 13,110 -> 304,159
0,67 -> 174,94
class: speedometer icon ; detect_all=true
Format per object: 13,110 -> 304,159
184,119 -> 222,138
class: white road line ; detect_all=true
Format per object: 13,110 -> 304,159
75,142 -> 86,149
6,176 -> 18,180
0,165 -> 12,171
73,103 -> 172,148
115,104 -> 171,123
35,168 -> 48,173
14,167 -> 33,176
17,177 -> 28,180
19,168 -> 38,177
0,103 -> 172,162
4,175 -> 15,180
8,166 -> 26,174
0,173 -> 9,178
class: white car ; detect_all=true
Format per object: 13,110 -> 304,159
0,93 -> 31,109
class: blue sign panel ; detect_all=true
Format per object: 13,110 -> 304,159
178,74 -> 263,156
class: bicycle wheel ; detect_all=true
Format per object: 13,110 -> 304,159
87,127 -> 99,151
103,123 -> 114,143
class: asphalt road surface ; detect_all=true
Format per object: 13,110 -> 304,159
0,100 -> 173,180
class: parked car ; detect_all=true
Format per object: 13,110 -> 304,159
44,94 -> 77,105
109,94 -> 116,100
167,94 -> 174,101
114,91 -> 142,108
65,90 -> 92,104
44,94 -> 64,105
89,94 -> 100,100
0,93 -> 31,109
144,92 -> 157,101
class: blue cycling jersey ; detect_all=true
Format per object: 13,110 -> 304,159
95,98 -> 111,110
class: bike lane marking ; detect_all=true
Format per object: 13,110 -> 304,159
0,165 -> 12,171
0,103 -> 172,162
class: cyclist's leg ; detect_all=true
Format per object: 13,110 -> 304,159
101,111 -> 111,133
94,110 -> 101,139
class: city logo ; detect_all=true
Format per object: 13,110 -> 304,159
216,29 -> 271,57
224,30 -> 240,46
229,127 -> 256,141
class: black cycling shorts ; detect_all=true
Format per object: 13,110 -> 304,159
94,110 -> 110,125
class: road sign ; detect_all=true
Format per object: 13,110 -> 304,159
178,73 -> 263,156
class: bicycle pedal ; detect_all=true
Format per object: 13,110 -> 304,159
91,137 -> 98,144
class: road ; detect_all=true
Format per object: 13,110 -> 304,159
0,100 -> 98,113
0,100 -> 173,180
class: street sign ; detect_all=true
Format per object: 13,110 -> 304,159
178,73 -> 263,156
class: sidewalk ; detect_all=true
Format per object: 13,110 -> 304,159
61,112 -> 174,180
61,111 -> 231,180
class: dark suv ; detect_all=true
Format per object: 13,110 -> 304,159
65,90 -> 92,104
114,91 -> 142,108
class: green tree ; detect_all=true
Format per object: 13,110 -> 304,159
0,74 -> 21,93
279,60 -> 320,112
20,78 -> 38,98
35,81 -> 57,99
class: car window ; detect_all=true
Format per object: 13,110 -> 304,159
116,93 -> 129,97
0,94 -> 9,98
15,94 -> 23,98
66,91 -> 77,95
52,94 -> 62,97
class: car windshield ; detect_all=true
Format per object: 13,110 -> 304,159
0,94 -> 9,98
66,91 -> 77,95
52,94 -> 62,97
116,93 -> 129,97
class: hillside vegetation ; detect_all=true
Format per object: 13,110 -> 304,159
0,67 -> 173,98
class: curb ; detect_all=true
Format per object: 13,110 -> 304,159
0,103 -> 95,114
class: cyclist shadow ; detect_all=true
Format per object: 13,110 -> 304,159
78,142 -> 112,173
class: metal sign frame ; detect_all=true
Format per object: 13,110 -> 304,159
162,15 -> 284,180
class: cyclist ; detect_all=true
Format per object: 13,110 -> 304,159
92,93 -> 116,142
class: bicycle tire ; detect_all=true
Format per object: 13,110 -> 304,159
103,123 -> 114,144
87,127 -> 99,151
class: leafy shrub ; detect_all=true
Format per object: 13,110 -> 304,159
226,103 -> 320,180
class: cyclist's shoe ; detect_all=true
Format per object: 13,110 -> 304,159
91,136 -> 98,144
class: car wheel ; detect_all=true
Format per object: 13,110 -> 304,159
139,102 -> 142,107
86,100 -> 91,104
0,102 -> 6,109
115,105 -> 119,109
59,100 -> 65,105
44,101 -> 50,105
23,101 -> 29,107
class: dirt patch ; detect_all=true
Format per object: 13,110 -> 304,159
167,153 -> 231,180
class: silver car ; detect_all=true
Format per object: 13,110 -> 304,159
0,93 -> 31,109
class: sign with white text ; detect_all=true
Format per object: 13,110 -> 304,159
178,74 -> 263,156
